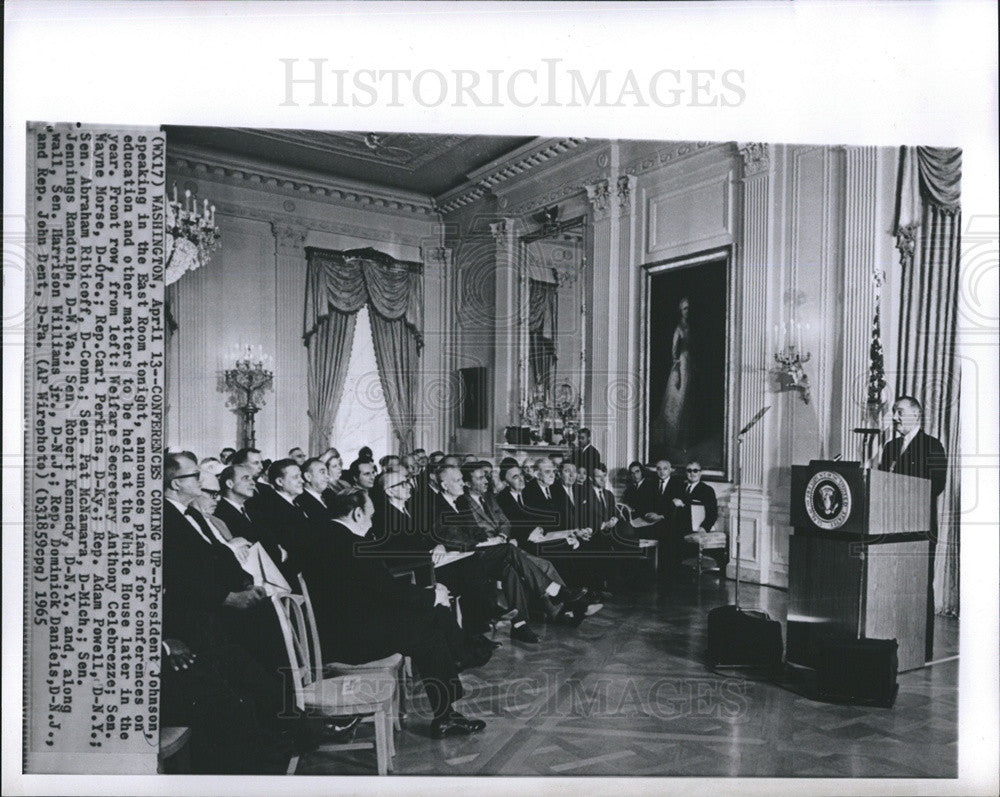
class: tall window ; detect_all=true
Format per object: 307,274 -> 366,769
329,306 -> 393,462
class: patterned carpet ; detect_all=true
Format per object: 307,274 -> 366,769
296,574 -> 958,777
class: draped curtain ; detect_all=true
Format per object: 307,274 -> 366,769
303,247 -> 423,454
894,146 -> 962,616
528,278 -> 558,396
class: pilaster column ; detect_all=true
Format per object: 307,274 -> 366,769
491,218 -> 520,434
736,143 -> 772,488
271,222 -> 310,453
839,146 -> 879,458
730,143 -> 773,581
585,177 -> 613,458
421,244 -> 453,450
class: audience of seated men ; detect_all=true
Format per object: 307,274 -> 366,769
460,461 -> 600,624
162,452 -> 296,773
302,488 -> 488,738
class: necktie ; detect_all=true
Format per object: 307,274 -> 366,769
186,506 -> 217,545
687,483 -> 694,495
543,487 -> 550,501
597,489 -> 605,510
660,480 -> 667,494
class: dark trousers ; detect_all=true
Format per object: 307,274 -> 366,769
337,605 -> 465,720
474,542 -> 532,619
434,555 -> 498,634
926,540 -> 937,661
161,642 -> 290,774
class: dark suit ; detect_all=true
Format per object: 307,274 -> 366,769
571,443 -> 602,476
433,493 -> 531,622
302,520 -> 466,719
521,481 -> 594,584
162,501 -> 288,773
253,487 -> 318,564
676,480 -> 719,533
215,497 -> 298,586
294,489 -> 330,526
496,488 -> 549,547
621,477 -> 650,512
879,428 -> 948,660
368,498 -> 434,582
460,492 -> 568,600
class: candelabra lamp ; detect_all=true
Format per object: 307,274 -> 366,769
165,183 -> 222,285
772,321 -> 812,403
223,345 -> 274,449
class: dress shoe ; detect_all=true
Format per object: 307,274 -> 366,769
556,607 -> 586,627
494,606 -> 519,622
430,710 -> 487,738
582,601 -> 604,617
557,586 -> 588,606
510,623 -> 540,643
321,714 -> 362,743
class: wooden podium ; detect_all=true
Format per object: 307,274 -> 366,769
786,461 -> 931,672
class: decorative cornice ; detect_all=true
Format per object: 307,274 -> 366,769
168,144 -> 438,219
271,222 -> 309,253
621,141 -> 720,178
436,137 -> 587,214
211,199 -> 425,248
738,142 -> 771,177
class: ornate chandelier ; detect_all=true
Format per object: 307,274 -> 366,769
165,184 -> 221,285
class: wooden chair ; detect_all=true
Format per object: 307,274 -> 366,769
682,505 -> 726,576
297,575 -> 408,730
272,591 -> 398,775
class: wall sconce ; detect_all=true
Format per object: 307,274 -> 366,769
223,344 -> 274,448
773,321 -> 811,403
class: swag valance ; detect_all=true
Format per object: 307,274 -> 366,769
895,146 -> 962,235
303,246 -> 423,347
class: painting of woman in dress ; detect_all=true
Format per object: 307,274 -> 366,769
646,255 -> 728,476
657,296 -> 692,450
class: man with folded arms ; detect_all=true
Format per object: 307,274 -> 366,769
304,488 -> 487,738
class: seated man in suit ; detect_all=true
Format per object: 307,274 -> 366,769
303,488 -> 488,738
161,451 -> 293,773
253,458 -> 318,564
674,460 -> 722,568
521,458 -> 593,556
215,462 -> 297,587
288,447 -> 307,467
296,457 -> 332,525
347,458 -> 378,494
459,463 -> 597,623
434,465 -> 541,643
621,460 -> 649,512
638,458 -> 685,570
368,465 -> 435,580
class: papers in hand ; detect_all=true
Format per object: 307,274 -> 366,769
231,539 -> 293,596
431,544 -> 475,567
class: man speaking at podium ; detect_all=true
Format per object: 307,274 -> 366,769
878,395 -> 947,660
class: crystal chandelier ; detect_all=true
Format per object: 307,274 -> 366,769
165,183 -> 221,285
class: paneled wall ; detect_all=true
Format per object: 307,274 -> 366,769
164,147 -> 442,460
444,140 -> 900,589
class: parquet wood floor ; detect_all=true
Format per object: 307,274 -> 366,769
298,575 -> 958,777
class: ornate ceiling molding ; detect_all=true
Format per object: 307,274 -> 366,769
167,144 -> 438,218
211,199 -> 427,248
436,137 -> 587,214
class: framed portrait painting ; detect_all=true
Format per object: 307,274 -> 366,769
645,249 -> 730,479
